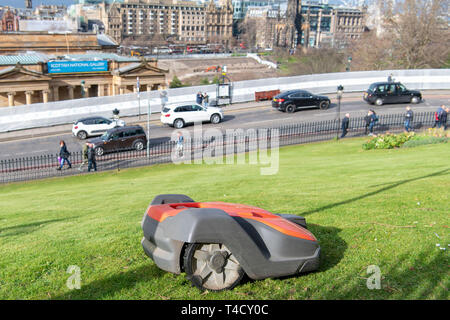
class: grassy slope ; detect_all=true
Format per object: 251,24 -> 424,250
0,138 -> 448,300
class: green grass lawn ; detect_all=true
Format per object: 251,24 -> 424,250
0,138 -> 448,300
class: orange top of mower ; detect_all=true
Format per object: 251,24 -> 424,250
147,202 -> 317,241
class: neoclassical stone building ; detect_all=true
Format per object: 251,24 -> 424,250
100,0 -> 233,45
0,53 -> 168,107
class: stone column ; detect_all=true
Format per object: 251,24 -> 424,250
98,84 -> 105,97
7,92 -> 16,107
52,86 -> 59,102
119,86 -> 125,95
146,84 -> 152,92
42,90 -> 50,103
25,91 -> 34,105
67,86 -> 74,100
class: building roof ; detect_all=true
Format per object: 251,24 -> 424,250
96,33 -> 118,47
0,52 -> 140,66
61,52 -> 139,62
0,55 -> 44,65
0,32 -> 119,54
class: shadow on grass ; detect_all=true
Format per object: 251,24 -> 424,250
52,264 -> 166,300
0,217 -> 79,238
301,168 -> 449,216
320,248 -> 448,299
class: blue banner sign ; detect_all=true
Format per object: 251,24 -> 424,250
47,60 -> 108,74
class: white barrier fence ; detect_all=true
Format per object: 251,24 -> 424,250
0,69 -> 449,132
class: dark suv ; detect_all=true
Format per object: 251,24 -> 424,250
272,90 -> 330,113
89,125 -> 147,156
364,82 -> 422,106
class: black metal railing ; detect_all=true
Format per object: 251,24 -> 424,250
0,111 -> 446,184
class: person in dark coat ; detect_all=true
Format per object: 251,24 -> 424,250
196,91 -> 203,105
364,110 -> 372,135
57,140 -> 71,170
440,107 -> 448,130
87,143 -> 97,172
340,113 -> 350,138
368,109 -> 378,136
404,106 -> 414,132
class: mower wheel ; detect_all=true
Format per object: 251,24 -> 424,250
183,243 -> 244,291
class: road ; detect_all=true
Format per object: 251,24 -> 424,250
0,91 -> 448,161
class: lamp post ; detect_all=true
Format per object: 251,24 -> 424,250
346,56 -> 352,72
81,80 -> 86,98
137,76 -> 141,120
337,85 -> 344,139
147,98 -> 151,158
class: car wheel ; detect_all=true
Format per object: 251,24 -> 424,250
95,147 -> 104,156
411,96 -> 420,104
133,140 -> 144,151
286,105 -> 296,113
77,131 -> 87,140
375,98 -> 384,106
319,101 -> 330,110
174,118 -> 185,129
210,114 -> 221,124
183,243 -> 244,291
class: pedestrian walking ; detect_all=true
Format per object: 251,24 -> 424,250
87,143 -> 97,172
196,91 -> 203,105
57,140 -> 71,170
368,109 -> 378,136
387,73 -> 394,82
440,107 -> 448,130
404,106 -> 414,132
432,105 -> 444,128
340,113 -> 350,138
78,142 -> 89,171
203,92 -> 209,108
176,131 -> 184,157
364,111 -> 372,135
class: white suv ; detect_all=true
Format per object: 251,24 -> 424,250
72,116 -> 126,139
160,103 -> 223,128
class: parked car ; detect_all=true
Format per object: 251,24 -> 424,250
72,116 -> 125,140
363,82 -> 422,106
160,103 -> 223,128
272,90 -> 330,113
88,125 -> 147,156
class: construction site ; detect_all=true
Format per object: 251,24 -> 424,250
157,55 -> 279,86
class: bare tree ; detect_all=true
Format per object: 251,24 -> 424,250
385,0 -> 449,68
350,0 -> 449,70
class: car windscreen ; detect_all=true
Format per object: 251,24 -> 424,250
368,84 -> 378,92
101,132 -> 110,141
162,107 -> 171,113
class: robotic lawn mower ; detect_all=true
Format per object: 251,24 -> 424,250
141,194 -> 320,291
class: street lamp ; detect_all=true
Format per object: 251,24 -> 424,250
81,80 -> 86,98
346,56 -> 352,72
337,85 -> 344,139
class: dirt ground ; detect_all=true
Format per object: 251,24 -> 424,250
157,57 -> 279,85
